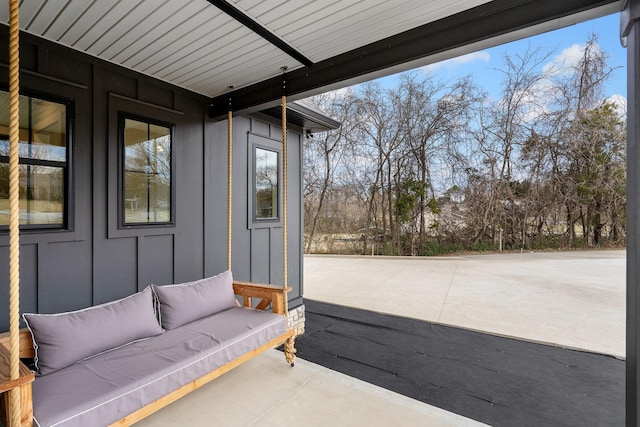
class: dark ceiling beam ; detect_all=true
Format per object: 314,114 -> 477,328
207,0 -> 314,67
209,0 -> 620,119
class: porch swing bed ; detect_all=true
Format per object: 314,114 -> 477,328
0,273 -> 295,427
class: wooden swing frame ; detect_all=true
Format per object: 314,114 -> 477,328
0,281 -> 294,427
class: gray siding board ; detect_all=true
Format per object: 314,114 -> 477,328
230,117 -> 252,282
0,28 -> 305,332
270,227 -> 284,285
298,128 -> 305,304
173,97 -> 206,283
45,49 -> 93,88
139,80 -> 175,110
251,119 -> 271,138
21,245 -> 38,316
289,132 -> 303,302
203,120 -> 229,277
92,238 -> 138,305
139,235 -> 174,288
39,241 -> 92,313
251,228 -> 271,283
0,245 -> 37,327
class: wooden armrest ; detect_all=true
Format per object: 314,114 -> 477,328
0,343 -> 34,394
233,281 -> 291,295
232,281 -> 291,315
0,332 -> 34,427
0,330 -> 35,360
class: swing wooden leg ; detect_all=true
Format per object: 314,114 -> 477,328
284,335 -> 296,367
1,385 -> 32,427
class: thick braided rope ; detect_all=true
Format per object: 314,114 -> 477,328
281,93 -> 296,365
227,110 -> 232,271
8,0 -> 22,424
281,94 -> 288,314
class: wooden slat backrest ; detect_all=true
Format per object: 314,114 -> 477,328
0,330 -> 35,359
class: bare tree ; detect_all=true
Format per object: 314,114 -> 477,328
303,91 -> 355,253
302,33 -> 626,255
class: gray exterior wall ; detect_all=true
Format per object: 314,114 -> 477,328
0,29 -> 303,331
205,115 -> 303,305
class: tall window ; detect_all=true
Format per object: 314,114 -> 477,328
248,133 -> 282,228
121,117 -> 173,225
254,146 -> 279,221
0,91 -> 68,229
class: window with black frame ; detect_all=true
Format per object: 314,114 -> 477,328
121,117 -> 173,225
0,91 -> 68,229
254,145 -> 279,221
248,132 -> 283,228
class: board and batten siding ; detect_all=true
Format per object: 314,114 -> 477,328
0,27 -> 304,331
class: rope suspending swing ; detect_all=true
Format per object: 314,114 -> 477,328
227,86 -> 233,271
7,0 -> 23,424
280,67 -> 296,366
225,74 -> 295,365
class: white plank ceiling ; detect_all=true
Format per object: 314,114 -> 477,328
0,0 -> 490,97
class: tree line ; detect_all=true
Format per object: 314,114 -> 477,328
303,35 -> 626,255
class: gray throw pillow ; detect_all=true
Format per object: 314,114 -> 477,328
23,286 -> 163,375
152,270 -> 236,330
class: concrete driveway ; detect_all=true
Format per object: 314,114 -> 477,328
303,250 -> 626,358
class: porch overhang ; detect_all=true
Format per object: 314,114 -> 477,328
261,99 -> 341,133
0,0 -> 623,120
208,0 -> 624,118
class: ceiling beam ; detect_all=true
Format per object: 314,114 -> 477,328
209,0 -> 621,119
207,0 -> 314,67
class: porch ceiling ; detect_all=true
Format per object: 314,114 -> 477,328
0,0 -> 624,118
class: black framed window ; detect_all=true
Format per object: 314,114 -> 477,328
254,146 -> 279,221
0,91 -> 69,229
121,116 -> 173,226
248,133 -> 282,228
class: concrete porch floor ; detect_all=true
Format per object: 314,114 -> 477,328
135,349 -> 487,427
137,250 -> 624,426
